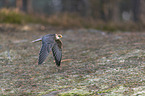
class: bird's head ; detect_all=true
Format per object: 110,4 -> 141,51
56,34 -> 62,39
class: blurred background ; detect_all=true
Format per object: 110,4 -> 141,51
0,0 -> 145,31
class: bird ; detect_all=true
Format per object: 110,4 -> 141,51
32,34 -> 62,66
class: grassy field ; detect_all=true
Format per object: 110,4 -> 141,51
0,24 -> 145,96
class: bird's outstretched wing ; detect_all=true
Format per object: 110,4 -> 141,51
52,39 -> 62,66
38,43 -> 49,64
38,43 -> 53,64
38,34 -> 55,65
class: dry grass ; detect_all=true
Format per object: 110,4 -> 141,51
46,13 -> 97,28
46,13 -> 145,32
0,8 -> 144,32
0,8 -> 47,24
0,24 -> 145,96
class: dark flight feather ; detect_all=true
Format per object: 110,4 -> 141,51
52,40 -> 62,66
38,43 -> 49,64
37,34 -> 62,66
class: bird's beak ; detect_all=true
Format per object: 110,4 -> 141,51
32,38 -> 42,43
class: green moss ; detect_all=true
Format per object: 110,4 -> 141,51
97,87 -> 115,94
58,89 -> 92,96
0,8 -> 46,24
97,85 -> 133,95
37,89 -> 58,96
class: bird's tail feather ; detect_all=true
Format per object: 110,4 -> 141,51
32,38 -> 42,43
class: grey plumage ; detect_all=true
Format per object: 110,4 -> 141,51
33,34 -> 62,66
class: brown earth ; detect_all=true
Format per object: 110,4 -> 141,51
0,24 -> 145,96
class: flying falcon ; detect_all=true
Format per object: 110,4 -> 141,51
32,34 -> 62,66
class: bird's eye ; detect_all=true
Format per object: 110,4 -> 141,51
58,35 -> 62,37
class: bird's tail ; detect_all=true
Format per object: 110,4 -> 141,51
32,38 -> 42,43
